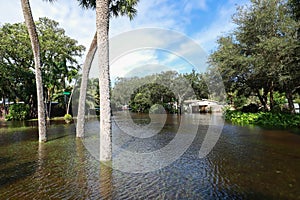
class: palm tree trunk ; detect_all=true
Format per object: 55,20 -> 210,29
67,79 -> 77,115
21,0 -> 47,142
96,0 -> 112,161
76,33 -> 97,138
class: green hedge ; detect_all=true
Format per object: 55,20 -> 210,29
224,110 -> 300,128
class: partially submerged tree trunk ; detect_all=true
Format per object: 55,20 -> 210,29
96,0 -> 112,161
21,0 -> 47,142
76,33 -> 97,138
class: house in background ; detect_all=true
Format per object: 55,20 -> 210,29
183,99 -> 224,113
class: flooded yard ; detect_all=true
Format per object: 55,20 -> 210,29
0,114 -> 299,199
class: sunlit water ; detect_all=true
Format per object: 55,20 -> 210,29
0,114 -> 299,199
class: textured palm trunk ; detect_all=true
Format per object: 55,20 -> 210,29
21,0 -> 47,142
96,0 -> 112,161
76,33 -> 97,138
67,79 -> 77,115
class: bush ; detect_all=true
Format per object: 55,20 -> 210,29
224,110 -> 300,128
5,104 -> 30,121
64,114 -> 73,123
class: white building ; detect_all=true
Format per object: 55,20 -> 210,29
183,99 -> 224,113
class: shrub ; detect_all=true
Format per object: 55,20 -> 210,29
5,104 -> 30,121
224,110 -> 300,128
64,114 -> 73,123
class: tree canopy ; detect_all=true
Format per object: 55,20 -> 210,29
111,70 -> 209,113
209,0 -> 300,113
0,17 -> 85,118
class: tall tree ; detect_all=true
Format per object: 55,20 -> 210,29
44,0 -> 139,160
74,0 -> 139,138
96,0 -> 111,161
0,19 -> 85,119
210,0 -> 300,112
36,18 -> 85,118
76,33 -> 97,137
0,22 -> 35,109
20,0 -> 47,142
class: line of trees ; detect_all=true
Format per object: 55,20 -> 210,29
111,70 -> 209,113
209,0 -> 300,113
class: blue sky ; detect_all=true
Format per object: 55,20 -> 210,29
0,0 -> 249,80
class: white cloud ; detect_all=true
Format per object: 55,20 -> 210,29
89,49 -> 159,81
183,0 -> 207,13
30,0 -> 96,54
109,0 -> 193,36
0,0 -> 96,60
194,0 -> 248,53
111,50 -> 158,78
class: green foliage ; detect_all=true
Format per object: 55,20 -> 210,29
209,0 -> 300,112
5,104 -> 30,121
77,0 -> 139,20
272,91 -> 287,112
64,114 -> 73,123
129,82 -> 177,113
130,92 -> 152,113
224,110 -> 300,128
183,69 -> 209,100
112,70 -> 208,113
233,95 -> 248,110
0,18 -> 85,118
273,92 -> 286,105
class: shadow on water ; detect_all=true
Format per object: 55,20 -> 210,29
0,120 -> 75,146
46,123 -> 76,142
0,161 -> 37,188
0,156 -> 13,165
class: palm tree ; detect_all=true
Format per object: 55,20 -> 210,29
96,0 -> 112,161
76,32 -> 97,138
95,0 -> 138,161
44,0 -> 138,160
74,0 -> 138,139
21,0 -> 47,142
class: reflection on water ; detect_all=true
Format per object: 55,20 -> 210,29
0,114 -> 299,199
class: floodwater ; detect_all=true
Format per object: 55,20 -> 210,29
0,113 -> 299,199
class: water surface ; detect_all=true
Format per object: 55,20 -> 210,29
0,114 -> 299,199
